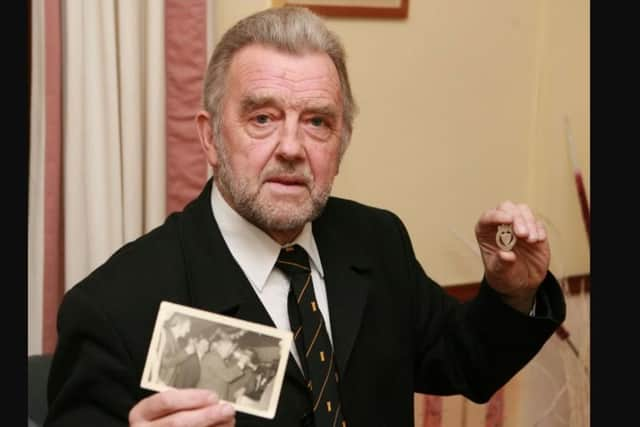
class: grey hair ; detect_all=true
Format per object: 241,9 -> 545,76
202,6 -> 357,155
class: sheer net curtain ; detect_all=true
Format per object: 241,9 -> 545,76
62,0 -> 166,297
29,0 -> 216,356
29,0 -> 47,358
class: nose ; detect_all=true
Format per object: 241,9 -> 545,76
275,119 -> 305,161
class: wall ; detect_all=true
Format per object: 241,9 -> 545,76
528,0 -> 590,280
214,0 -> 590,286
213,4 -> 590,426
214,2 -> 590,426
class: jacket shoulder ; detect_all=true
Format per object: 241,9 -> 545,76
321,196 -> 405,231
67,212 -> 186,303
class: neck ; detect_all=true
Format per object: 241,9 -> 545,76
267,228 -> 304,246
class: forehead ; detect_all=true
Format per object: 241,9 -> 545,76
225,43 -> 342,107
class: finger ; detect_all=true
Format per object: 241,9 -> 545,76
157,401 -> 236,427
477,207 -> 513,230
497,200 -> 517,211
503,204 -> 528,239
480,200 -> 521,226
498,250 -> 516,262
216,418 -> 237,427
129,389 -> 218,423
536,219 -> 547,241
516,203 -> 538,242
497,200 -> 519,216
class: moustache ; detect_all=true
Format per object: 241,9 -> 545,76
261,167 -> 313,187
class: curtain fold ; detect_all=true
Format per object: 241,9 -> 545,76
42,0 -> 64,355
143,1 -> 167,231
28,0 -> 46,356
64,0 -> 125,290
30,0 -> 181,354
62,0 -> 171,291
165,0 -> 208,215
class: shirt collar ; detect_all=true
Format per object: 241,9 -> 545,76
210,182 -> 324,292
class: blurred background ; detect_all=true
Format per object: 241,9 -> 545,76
28,1 -> 589,426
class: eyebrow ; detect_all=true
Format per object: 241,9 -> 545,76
239,94 -> 339,120
239,94 -> 281,115
303,104 -> 339,121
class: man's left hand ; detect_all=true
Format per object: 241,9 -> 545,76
475,201 -> 551,314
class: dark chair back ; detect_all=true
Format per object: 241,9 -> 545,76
28,354 -> 53,427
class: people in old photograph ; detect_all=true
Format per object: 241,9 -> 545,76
152,314 -> 281,410
227,344 -> 281,411
196,328 -> 245,401
156,313 -> 201,388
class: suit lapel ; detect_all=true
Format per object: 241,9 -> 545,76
175,179 -> 307,389
177,180 -> 253,317
313,211 -> 372,376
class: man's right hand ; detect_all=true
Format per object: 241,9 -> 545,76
129,388 -> 236,426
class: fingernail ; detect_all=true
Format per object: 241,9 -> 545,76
221,403 -> 235,416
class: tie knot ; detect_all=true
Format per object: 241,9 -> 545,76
276,244 -> 310,278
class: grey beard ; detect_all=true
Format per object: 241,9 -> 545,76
215,152 -> 331,233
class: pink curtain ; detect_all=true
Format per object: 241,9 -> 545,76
165,0 -> 208,215
34,0 -> 209,354
42,0 -> 64,354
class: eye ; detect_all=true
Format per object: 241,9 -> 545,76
303,114 -> 334,140
309,116 -> 325,127
254,114 -> 270,125
246,111 -> 279,138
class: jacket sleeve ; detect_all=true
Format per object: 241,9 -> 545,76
45,284 -> 139,427
388,210 -> 566,403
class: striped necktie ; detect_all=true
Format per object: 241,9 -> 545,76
276,244 -> 347,427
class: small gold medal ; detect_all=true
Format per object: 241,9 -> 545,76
496,224 -> 517,251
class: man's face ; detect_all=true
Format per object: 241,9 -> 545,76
205,44 -> 344,243
213,338 -> 237,359
196,337 -> 210,356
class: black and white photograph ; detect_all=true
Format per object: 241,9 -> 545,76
141,301 -> 292,419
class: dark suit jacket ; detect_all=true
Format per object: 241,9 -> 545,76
45,179 -> 565,426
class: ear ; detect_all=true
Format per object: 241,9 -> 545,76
195,110 -> 218,168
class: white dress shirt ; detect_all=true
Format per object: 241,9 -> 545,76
210,183 -> 333,370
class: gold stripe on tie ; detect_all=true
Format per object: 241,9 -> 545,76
313,355 -> 334,410
278,244 -> 345,425
278,260 -> 310,271
297,275 -> 312,303
305,320 -> 323,357
332,405 -> 342,427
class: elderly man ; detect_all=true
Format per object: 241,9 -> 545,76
45,6 -> 565,427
